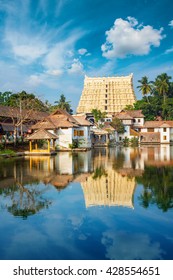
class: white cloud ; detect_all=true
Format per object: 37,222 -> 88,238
78,48 -> 88,55
4,30 -> 48,64
46,69 -> 63,76
28,75 -> 42,86
43,31 -> 84,73
101,17 -> 165,59
168,20 -> 173,27
165,47 -> 173,54
68,59 -> 84,74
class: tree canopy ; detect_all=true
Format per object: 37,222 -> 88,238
53,94 -> 73,114
130,73 -> 173,120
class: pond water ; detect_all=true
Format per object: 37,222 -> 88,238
0,146 -> 173,260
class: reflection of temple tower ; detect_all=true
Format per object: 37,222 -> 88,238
77,74 -> 136,115
81,169 -> 136,208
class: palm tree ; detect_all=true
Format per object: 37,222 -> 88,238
54,94 -> 73,114
137,76 -> 153,103
154,73 -> 171,104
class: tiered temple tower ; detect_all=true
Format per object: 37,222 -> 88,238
77,73 -> 136,116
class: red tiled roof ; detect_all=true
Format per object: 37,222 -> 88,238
31,109 -> 92,130
143,121 -> 173,128
115,112 -> 133,120
125,110 -> 144,118
72,115 -> 92,126
0,105 -> 48,120
27,129 -> 58,140
140,132 -> 160,143
130,128 -> 139,136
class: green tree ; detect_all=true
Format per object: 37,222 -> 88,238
91,109 -> 106,126
0,91 -> 12,104
54,94 -> 73,114
137,76 -> 153,103
154,73 -> 171,104
111,117 -> 125,133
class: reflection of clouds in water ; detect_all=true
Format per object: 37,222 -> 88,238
4,226 -> 47,259
102,230 -> 165,260
69,215 -> 84,228
78,234 -> 87,240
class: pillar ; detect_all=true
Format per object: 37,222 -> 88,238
53,139 -> 56,150
29,140 -> 32,152
47,139 -> 50,153
35,141 -> 38,150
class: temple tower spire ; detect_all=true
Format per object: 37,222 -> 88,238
77,74 -> 136,116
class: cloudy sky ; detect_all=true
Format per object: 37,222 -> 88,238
0,0 -> 173,111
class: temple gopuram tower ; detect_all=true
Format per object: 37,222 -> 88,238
77,73 -> 136,116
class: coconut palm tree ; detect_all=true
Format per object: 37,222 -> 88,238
154,73 -> 171,104
54,94 -> 73,114
137,76 -> 153,103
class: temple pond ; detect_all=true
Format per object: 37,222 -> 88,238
0,146 -> 173,260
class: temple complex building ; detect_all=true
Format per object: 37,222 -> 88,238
77,73 -> 136,116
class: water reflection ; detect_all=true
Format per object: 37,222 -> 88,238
0,145 -> 173,217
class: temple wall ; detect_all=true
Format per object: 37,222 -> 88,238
77,74 -> 136,115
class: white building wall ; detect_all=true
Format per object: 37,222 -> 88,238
72,127 -> 91,148
160,127 -> 170,143
57,128 -> 73,148
133,117 -> 144,127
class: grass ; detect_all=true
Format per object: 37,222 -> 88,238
0,149 -> 17,156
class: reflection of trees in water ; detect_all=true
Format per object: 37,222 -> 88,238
0,181 -> 52,219
92,166 -> 107,180
137,166 -> 173,212
112,151 -> 125,170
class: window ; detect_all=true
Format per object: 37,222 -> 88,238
163,136 -> 167,140
105,94 -> 107,98
105,106 -> 107,110
105,89 -> 108,92
148,128 -> 154,132
105,100 -> 107,104
138,119 -> 140,123
74,130 -> 78,136
163,128 -> 167,132
78,130 -> 84,136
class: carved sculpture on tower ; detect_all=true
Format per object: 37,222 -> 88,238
77,73 -> 136,116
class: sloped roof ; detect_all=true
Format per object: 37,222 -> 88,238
72,115 -> 91,126
91,127 -> 109,135
102,123 -> 115,131
125,110 -> 144,118
31,109 -> 93,130
0,105 -> 48,120
27,129 -> 58,140
140,132 -> 160,142
130,128 -> 139,136
0,122 -> 30,132
115,111 -> 133,120
143,121 -> 173,128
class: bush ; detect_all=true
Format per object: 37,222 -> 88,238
130,137 -> 139,147
69,139 -> 79,149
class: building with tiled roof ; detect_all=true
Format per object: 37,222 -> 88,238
140,120 -> 173,144
0,105 -> 49,140
30,109 -> 92,149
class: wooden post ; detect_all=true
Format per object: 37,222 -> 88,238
53,139 -> 55,150
35,141 -> 38,151
29,140 -> 32,152
47,139 -> 50,153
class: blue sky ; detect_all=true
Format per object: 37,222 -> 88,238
0,0 -> 173,111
